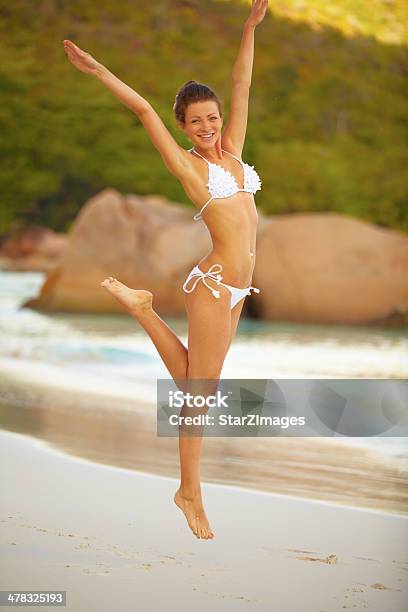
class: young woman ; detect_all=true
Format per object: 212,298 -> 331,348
63,0 -> 268,540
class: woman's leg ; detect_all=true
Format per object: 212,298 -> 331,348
101,277 -> 188,380
101,276 -> 241,540
174,281 -> 233,540
100,276 -> 246,381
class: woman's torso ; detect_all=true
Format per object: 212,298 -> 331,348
178,145 -> 259,286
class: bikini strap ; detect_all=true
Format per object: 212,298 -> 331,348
192,147 -> 243,166
182,264 -> 224,298
221,149 -> 244,165
191,148 -> 210,165
193,197 -> 214,221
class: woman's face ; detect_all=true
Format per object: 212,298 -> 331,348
181,100 -> 223,148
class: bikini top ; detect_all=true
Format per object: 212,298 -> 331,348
190,148 -> 262,221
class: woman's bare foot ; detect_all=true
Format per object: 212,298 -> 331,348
174,488 -> 214,540
101,277 -> 152,314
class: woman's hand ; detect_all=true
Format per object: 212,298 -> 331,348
63,40 -> 101,75
246,0 -> 268,28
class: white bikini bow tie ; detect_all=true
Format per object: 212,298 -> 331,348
183,264 -> 260,300
182,264 -> 224,298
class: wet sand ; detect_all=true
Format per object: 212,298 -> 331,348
0,373 -> 407,516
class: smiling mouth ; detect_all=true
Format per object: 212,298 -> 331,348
198,133 -> 214,139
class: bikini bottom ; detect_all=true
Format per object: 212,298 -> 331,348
182,263 -> 260,310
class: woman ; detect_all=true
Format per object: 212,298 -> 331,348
63,0 -> 268,540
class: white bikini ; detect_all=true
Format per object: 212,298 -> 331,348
182,147 -> 262,310
190,147 -> 262,221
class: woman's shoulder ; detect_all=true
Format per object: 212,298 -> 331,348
174,148 -> 205,190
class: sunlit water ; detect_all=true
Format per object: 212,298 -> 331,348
0,270 -> 407,458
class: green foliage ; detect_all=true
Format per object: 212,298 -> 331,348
261,0 -> 407,45
0,0 -> 406,235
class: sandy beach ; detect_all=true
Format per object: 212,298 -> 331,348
1,427 -> 407,612
1,272 -> 408,610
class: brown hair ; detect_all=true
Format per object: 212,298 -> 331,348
173,80 -> 223,125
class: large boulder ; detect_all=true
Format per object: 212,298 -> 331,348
253,213 -> 408,325
23,192 -> 408,326
24,189 -> 213,314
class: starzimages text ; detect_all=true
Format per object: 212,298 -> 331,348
169,414 -> 306,428
219,415 -> 305,428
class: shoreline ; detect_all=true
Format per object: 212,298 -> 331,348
1,357 -> 407,456
1,369 -> 407,517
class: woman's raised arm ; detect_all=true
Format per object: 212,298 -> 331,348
63,40 -> 151,114
63,40 -> 190,178
221,1 -> 268,155
231,0 -> 268,86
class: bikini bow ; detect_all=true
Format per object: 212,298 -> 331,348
182,264 -> 224,298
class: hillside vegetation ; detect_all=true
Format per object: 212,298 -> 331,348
0,0 -> 407,235
262,0 -> 407,45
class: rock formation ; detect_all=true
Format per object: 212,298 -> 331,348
0,226 -> 67,272
253,213 -> 408,325
23,190 -> 408,325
